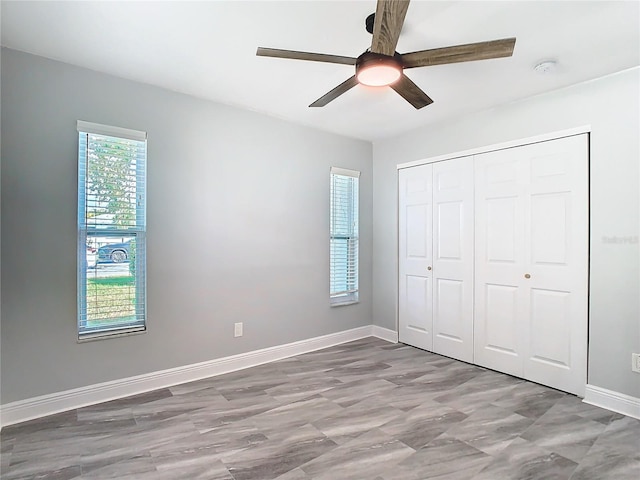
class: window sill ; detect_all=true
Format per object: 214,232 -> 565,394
330,299 -> 359,307
78,326 -> 146,343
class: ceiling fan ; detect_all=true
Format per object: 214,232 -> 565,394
256,0 -> 515,109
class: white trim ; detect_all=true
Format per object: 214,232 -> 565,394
77,327 -> 146,343
372,325 -> 398,343
583,384 -> 640,420
1,326 -> 384,428
396,126 -> 591,170
77,120 -> 147,141
330,300 -> 359,307
330,166 -> 360,178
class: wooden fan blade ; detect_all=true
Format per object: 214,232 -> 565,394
256,47 -> 357,65
390,74 -> 433,109
401,38 -> 516,68
309,76 -> 359,107
371,0 -> 410,56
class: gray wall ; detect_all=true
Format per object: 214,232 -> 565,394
0,49 -> 373,404
373,68 -> 640,398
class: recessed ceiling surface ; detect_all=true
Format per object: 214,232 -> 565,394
1,1 -> 639,141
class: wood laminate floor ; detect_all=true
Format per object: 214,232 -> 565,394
2,337 -> 639,479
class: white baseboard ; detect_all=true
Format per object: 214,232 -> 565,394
583,384 -> 640,420
2,325 -> 396,428
371,325 -> 398,343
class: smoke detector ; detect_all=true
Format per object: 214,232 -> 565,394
534,60 -> 558,74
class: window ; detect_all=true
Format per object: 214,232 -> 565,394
77,121 -> 147,340
330,167 -> 359,305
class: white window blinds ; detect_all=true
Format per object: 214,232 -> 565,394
330,167 -> 359,305
77,121 -> 147,339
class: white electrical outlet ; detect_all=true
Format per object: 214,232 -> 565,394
632,353 -> 640,373
234,322 -> 243,338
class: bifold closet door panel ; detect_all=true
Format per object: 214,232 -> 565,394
474,134 -> 588,395
522,134 -> 588,396
432,156 -> 474,363
398,164 -> 433,351
474,151 -> 528,376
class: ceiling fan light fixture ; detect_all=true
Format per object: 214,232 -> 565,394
357,64 -> 402,86
356,53 -> 402,87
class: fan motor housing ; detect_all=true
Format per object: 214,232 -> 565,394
356,51 -> 403,73
365,13 -> 376,34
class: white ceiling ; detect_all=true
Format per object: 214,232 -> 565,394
2,1 -> 639,141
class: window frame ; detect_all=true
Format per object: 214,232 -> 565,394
77,120 -> 147,341
329,166 -> 360,306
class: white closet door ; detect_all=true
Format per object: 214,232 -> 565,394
399,164 -> 433,351
474,134 -> 588,395
523,135 -> 588,395
474,150 -> 527,376
432,156 -> 474,362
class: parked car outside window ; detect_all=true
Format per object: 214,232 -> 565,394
97,241 -> 131,264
